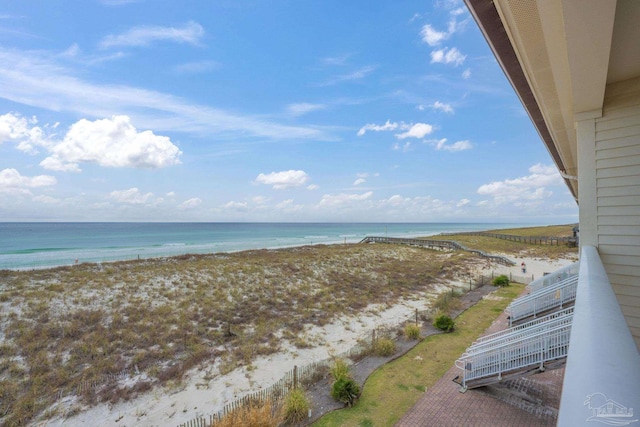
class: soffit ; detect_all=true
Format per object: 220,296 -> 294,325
492,0 -> 580,195
607,0 -> 640,84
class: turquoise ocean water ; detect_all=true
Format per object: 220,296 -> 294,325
0,222 -> 531,270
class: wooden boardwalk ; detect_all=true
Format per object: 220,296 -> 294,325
360,236 -> 515,266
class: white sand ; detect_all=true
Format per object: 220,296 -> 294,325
38,254 -> 576,427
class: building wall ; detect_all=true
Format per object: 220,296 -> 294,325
595,76 -> 640,348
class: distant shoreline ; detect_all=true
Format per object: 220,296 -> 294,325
0,221 -> 544,271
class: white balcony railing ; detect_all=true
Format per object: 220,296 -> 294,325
472,306 -> 574,346
507,274 -> 578,325
527,261 -> 579,292
455,321 -> 571,389
558,246 -> 640,426
464,308 -> 573,355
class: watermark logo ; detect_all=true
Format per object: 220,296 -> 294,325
584,392 -> 638,426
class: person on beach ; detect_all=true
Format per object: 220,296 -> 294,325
521,262 -> 526,273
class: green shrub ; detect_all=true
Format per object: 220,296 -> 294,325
331,377 -> 360,406
329,358 -> 351,381
433,314 -> 455,332
283,388 -> 310,424
373,337 -> 396,357
404,323 -> 421,340
492,274 -> 510,287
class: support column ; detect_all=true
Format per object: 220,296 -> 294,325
575,109 -> 600,248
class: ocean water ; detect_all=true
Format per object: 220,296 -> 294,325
0,222 -> 529,270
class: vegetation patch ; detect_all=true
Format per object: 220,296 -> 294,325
403,323 -> 421,340
372,338 -> 396,357
433,315 -> 455,332
492,274 -> 510,287
312,284 -> 524,427
283,388 -> 311,424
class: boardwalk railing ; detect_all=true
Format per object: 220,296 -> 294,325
360,236 -> 515,266
472,306 -> 574,346
455,319 -> 572,390
527,261 -> 579,292
442,231 -> 577,246
463,309 -> 573,355
507,274 -> 578,325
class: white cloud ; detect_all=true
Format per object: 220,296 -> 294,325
40,115 -> 182,172
321,65 -> 376,86
252,196 -> 269,205
224,201 -> 248,210
430,47 -> 466,66
276,199 -> 295,209
353,178 -> 366,186
109,187 -> 156,204
39,156 -> 81,172
457,198 -> 470,207
286,103 -> 326,117
420,9 -> 468,47
99,21 -> 204,49
432,101 -> 454,113
0,168 -> 56,195
358,121 -> 434,140
392,141 -> 413,152
255,170 -> 310,189
477,163 -> 564,204
431,138 -> 472,152
0,48 -> 328,141
178,198 -> 202,209
319,191 -> 373,207
357,120 -> 398,136
396,123 -> 433,139
462,68 -> 471,79
32,194 -> 61,204
421,25 -> 448,46
320,54 -> 352,66
307,184 -> 319,190
0,113 -> 51,153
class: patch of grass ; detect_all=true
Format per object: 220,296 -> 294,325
311,284 -> 524,427
283,388 -> 310,424
403,323 -> 420,340
372,338 -> 396,357
210,398 -> 282,427
329,358 -> 351,382
428,224 -> 578,259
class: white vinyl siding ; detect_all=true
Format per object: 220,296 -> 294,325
595,77 -> 640,348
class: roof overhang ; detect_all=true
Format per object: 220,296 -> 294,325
464,0 -> 640,202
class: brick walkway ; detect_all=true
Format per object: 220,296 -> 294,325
395,304 -> 565,427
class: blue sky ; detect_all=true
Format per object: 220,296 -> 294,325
0,0 -> 578,222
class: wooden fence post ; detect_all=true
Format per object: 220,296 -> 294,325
293,365 -> 298,390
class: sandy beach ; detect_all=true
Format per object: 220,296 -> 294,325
0,231 -> 578,427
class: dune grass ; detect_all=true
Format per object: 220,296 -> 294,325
0,244 -> 484,426
429,224 -> 579,259
312,284 -> 525,427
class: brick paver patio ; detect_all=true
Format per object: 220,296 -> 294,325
395,303 -> 564,427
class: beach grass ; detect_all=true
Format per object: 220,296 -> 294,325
0,225 -> 576,425
0,243 -> 484,426
428,224 -> 578,259
311,283 -> 525,427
